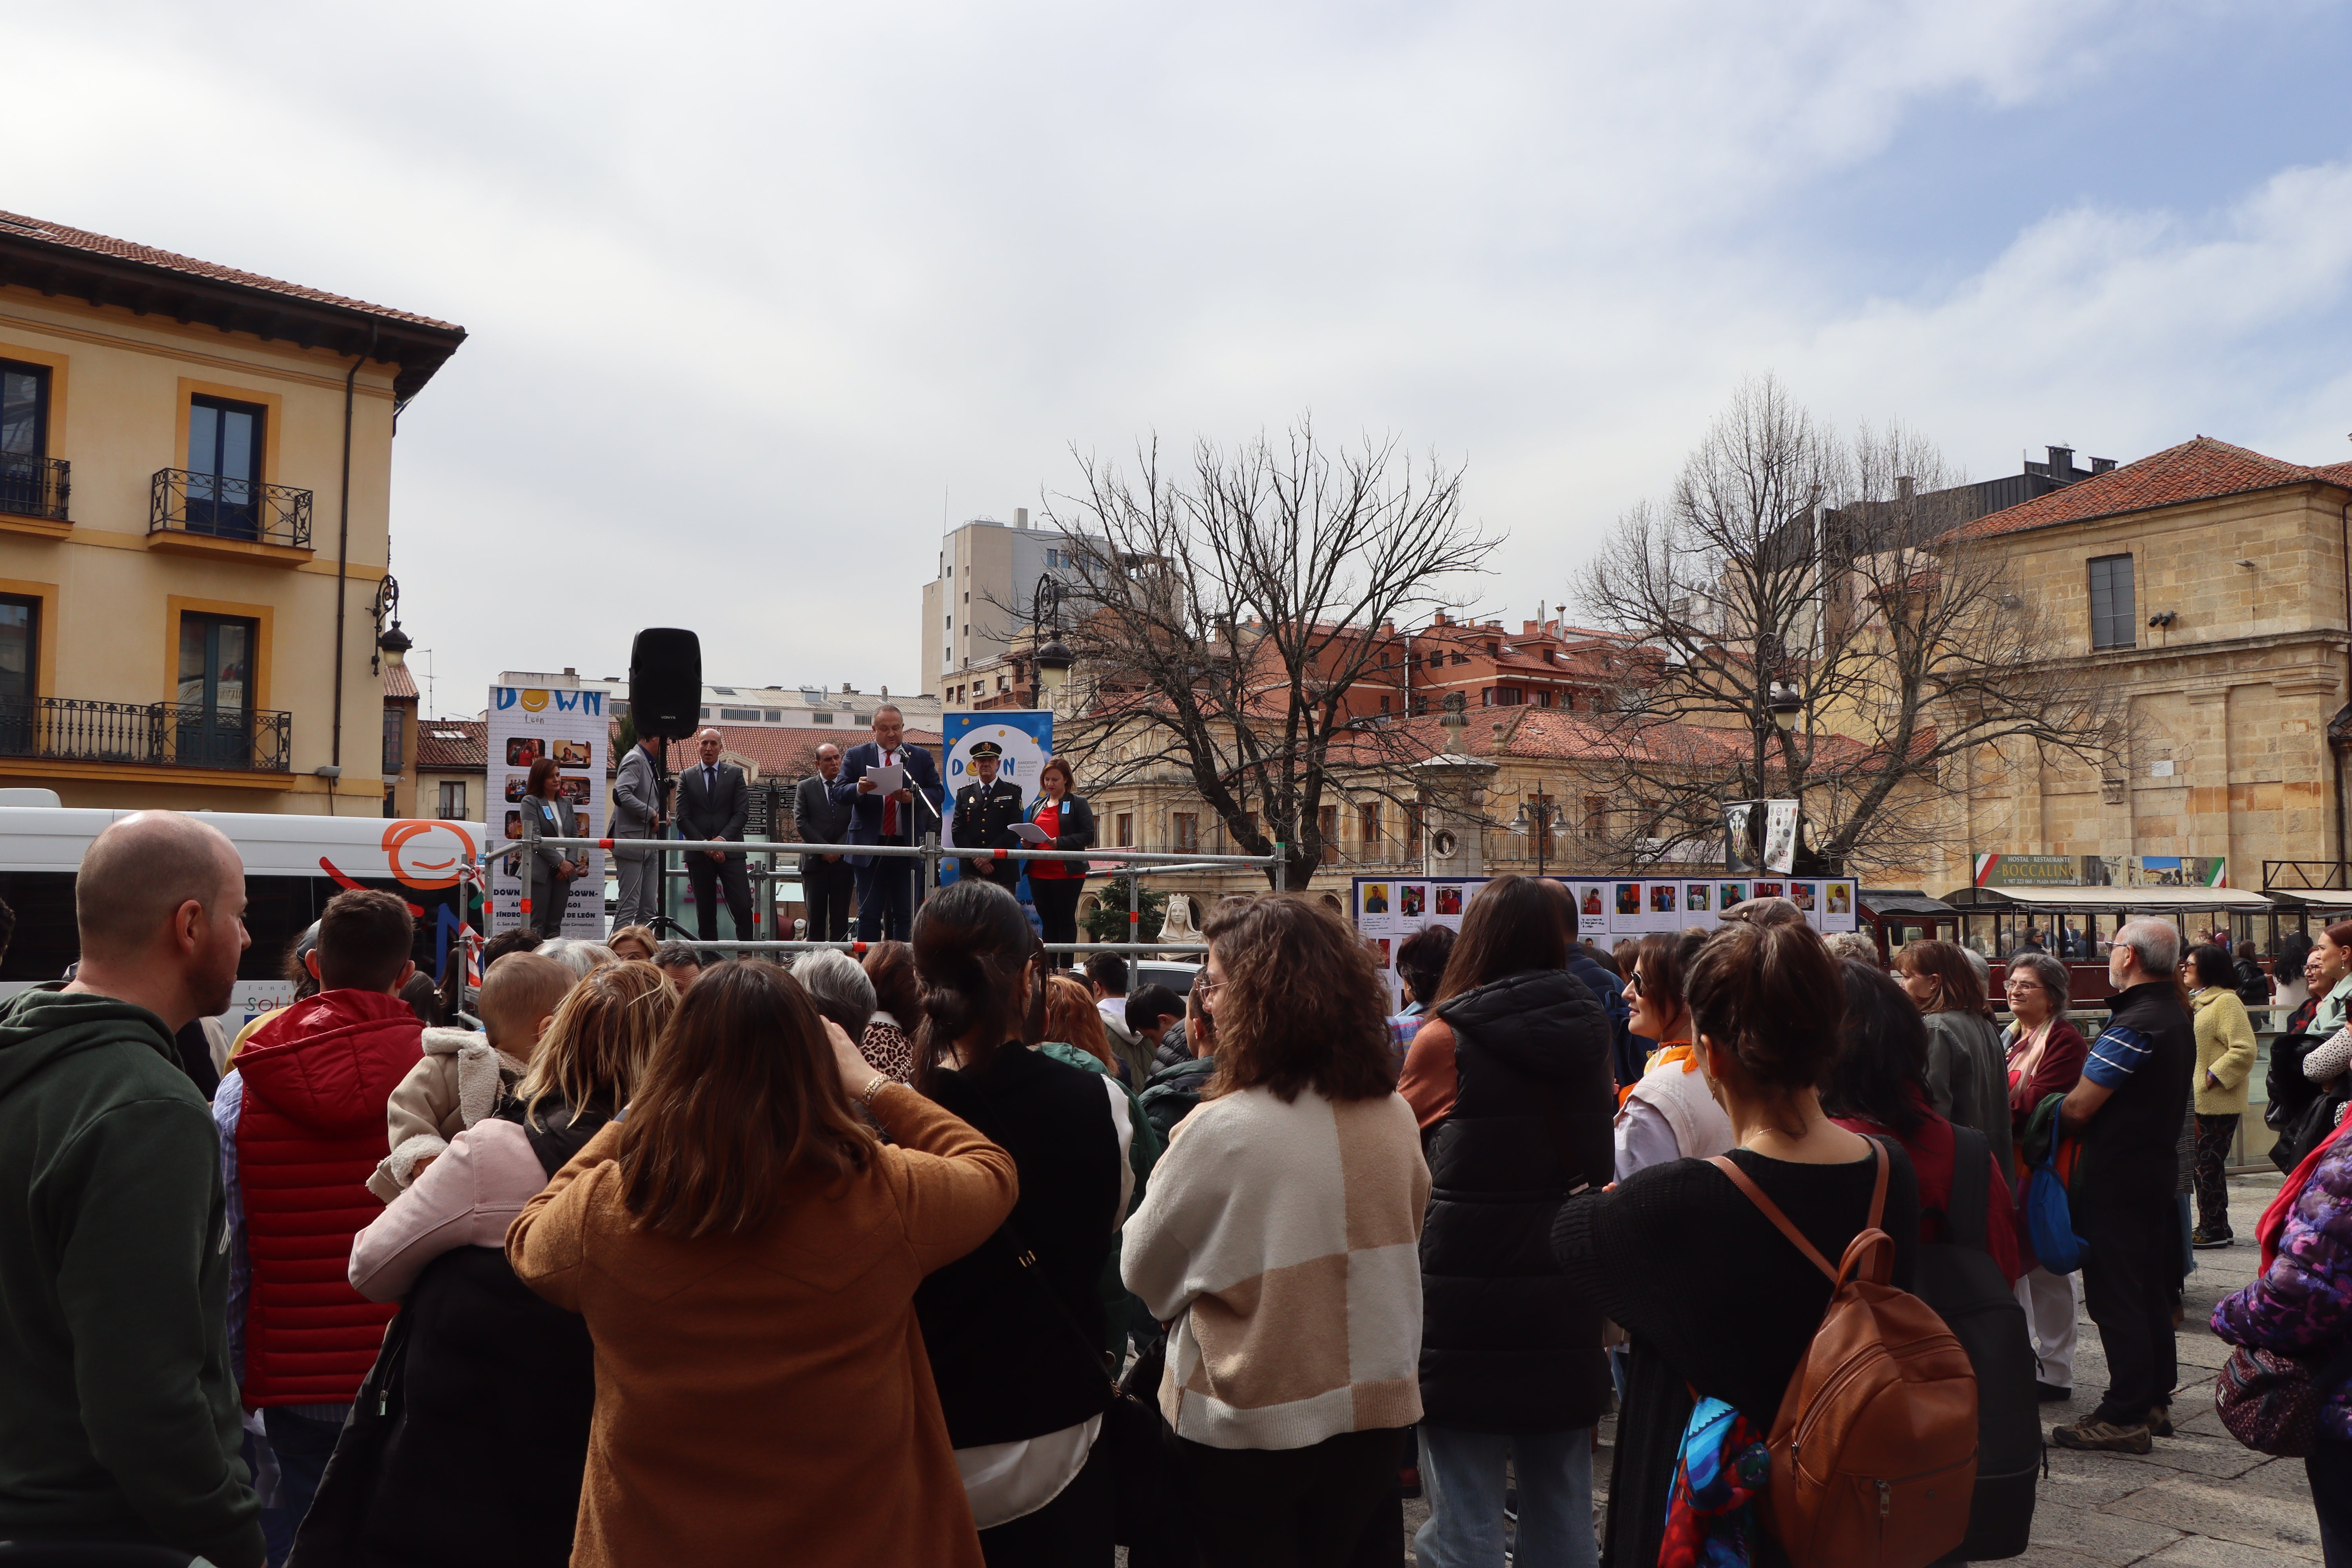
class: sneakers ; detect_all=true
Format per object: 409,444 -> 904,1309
2036,1381 -> 2073,1403
2192,1226 -> 2234,1250
2051,1416 -> 2153,1454
2147,1405 -> 2174,1438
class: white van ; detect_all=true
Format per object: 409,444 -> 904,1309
0,791 -> 486,1031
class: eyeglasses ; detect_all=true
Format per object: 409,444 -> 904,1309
1624,970 -> 1646,997
1194,979 -> 1223,997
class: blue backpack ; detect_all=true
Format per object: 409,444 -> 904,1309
2019,1089 -> 2085,1273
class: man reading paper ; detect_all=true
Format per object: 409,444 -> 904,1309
828,705 -> 944,941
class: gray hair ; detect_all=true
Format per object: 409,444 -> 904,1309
794,947 -> 876,1036
538,938 -> 617,979
1825,931 -> 1881,965
1961,945 -> 1991,995
2007,951 -> 2071,1011
2114,916 -> 2181,980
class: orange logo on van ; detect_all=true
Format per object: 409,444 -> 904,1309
383,820 -> 477,890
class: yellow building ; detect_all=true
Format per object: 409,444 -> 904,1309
1938,437 -> 2352,895
0,210 -> 463,814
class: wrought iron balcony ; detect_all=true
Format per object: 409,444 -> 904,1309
150,468 -> 313,549
0,696 -> 292,772
0,453 -> 69,522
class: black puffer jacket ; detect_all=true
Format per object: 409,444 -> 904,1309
1418,967 -> 1616,1433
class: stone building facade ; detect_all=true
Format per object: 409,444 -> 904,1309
1939,437 -> 2352,896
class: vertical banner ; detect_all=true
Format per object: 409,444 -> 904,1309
486,683 -> 609,936
1763,801 -> 1800,874
940,711 -> 1054,884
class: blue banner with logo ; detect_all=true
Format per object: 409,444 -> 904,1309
940,711 -> 1053,886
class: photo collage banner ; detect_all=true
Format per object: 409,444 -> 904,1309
486,683 -> 611,938
1354,872 -> 1859,1010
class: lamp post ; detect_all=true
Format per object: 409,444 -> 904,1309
1029,573 -> 1072,708
1513,791 -> 1557,879
369,575 -> 410,675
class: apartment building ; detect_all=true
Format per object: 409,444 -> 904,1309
0,209 -> 463,813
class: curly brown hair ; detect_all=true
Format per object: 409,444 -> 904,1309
862,939 -> 923,1025
1201,895 -> 1392,1103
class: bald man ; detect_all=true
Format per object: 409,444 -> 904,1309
0,811 -> 264,1567
675,728 -> 754,942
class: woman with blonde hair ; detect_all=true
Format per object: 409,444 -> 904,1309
510,960 -> 1019,1566
606,924 -> 658,964
321,962 -> 678,1567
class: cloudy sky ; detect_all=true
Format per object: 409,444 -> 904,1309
15,1 -> 2352,714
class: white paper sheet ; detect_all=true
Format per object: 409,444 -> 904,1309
866,763 -> 906,796
1011,821 -> 1053,844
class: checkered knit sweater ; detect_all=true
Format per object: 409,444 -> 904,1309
1121,1083 -> 1430,1450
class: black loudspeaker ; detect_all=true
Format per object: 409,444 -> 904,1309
628,628 -> 702,740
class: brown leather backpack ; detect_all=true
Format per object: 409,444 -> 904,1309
1708,1144 -> 1978,1568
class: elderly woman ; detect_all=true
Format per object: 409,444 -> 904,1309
2004,951 -> 2091,1401
795,947 -> 878,1042
2182,943 -> 2260,1249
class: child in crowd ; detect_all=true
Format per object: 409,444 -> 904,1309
368,951 -> 574,1201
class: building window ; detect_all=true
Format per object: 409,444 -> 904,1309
1406,800 -> 1424,859
1584,794 -> 1608,835
1359,802 -> 1379,846
1379,693 -> 1392,713
1172,813 -> 1200,854
0,593 -> 36,707
176,611 -> 257,766
1116,812 -> 1134,846
720,707 -> 762,720
2,361 -> 55,519
1319,805 -> 1339,864
810,711 -> 834,724
186,395 -> 267,538
439,780 -> 468,820
1449,652 -> 1468,665
1562,691 -> 1575,712
2087,555 -> 2135,649
381,704 -> 403,773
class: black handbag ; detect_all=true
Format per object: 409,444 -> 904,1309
283,1305 -> 413,1567
1001,1227 -> 1181,1552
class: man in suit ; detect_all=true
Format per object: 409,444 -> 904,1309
610,731 -> 667,929
950,741 -> 1025,894
794,742 -> 855,942
673,728 -> 754,943
828,704 -> 944,942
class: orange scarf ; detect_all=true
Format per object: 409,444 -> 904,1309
1618,1039 -> 1696,1107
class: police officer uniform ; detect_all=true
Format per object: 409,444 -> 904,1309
950,743 -> 1027,892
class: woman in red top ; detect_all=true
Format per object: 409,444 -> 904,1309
2001,951 -> 2089,1146
1824,956 -> 2024,1282
1022,756 -> 1096,969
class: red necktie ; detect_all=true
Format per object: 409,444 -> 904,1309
882,750 -> 899,837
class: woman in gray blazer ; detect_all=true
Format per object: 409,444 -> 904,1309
520,755 -> 587,936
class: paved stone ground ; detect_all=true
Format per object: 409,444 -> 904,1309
1387,1169 -> 2324,1565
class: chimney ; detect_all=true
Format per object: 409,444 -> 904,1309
2091,457 -> 2116,475
2047,445 -> 2075,479
1523,620 -> 1538,635
1016,507 -> 1029,529
563,666 -> 577,678
880,685 -> 888,697
841,682 -> 853,694
1895,476 -> 1915,501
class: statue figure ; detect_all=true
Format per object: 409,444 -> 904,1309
1156,892 -> 1200,942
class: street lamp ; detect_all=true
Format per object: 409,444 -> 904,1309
1768,680 -> 1802,731
370,576 -> 410,674
1513,794 -> 1557,879
1029,574 -> 1071,706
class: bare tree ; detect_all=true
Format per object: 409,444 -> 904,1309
1577,375 -> 2121,877
1027,420 -> 1497,889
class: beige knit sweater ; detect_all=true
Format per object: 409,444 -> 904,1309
1121,1083 -> 1429,1450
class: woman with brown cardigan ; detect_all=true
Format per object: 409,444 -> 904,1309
508,960 -> 1017,1567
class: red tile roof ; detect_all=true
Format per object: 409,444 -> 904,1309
1951,437 -> 2352,540
0,209 -> 461,332
382,664 -> 419,701
417,720 -> 486,769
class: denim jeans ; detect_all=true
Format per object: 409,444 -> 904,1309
1414,1424 -> 1597,1568
261,1406 -> 343,1564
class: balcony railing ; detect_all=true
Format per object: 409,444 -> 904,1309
0,696 -> 292,772
150,468 -> 313,549
0,454 -> 69,522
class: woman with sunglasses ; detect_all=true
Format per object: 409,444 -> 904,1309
1613,929 -> 1732,1181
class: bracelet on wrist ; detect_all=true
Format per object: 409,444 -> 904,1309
859,1073 -> 890,1105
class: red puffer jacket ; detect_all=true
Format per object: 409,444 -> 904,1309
235,990 -> 422,1407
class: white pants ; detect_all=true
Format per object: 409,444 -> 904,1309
2016,1265 -> 2080,1390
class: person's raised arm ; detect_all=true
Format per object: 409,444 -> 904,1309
830,754 -> 870,808
822,1019 -> 1014,1267
55,1100 -> 265,1568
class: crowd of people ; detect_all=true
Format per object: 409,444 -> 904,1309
1,810 -> 2348,1567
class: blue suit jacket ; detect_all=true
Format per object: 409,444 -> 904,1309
827,741 -> 946,866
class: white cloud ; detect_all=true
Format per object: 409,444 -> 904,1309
3,0 -> 2333,708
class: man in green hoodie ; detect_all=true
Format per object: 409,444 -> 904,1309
0,810 -> 263,1568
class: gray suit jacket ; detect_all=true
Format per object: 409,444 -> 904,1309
611,742 -> 663,860
521,794 -> 581,889
794,773 -> 852,877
